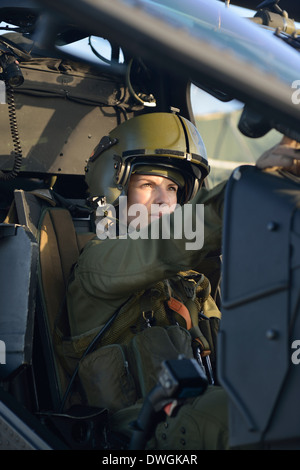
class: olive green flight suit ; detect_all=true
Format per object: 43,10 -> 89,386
66,180 -> 228,450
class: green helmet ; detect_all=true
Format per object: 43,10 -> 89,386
85,112 -> 210,206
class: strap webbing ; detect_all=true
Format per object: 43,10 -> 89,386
167,297 -> 192,330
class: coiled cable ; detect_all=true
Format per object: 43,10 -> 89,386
0,83 -> 23,180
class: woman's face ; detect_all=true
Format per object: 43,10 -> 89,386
126,173 -> 178,228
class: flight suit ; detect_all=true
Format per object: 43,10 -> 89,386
66,180 -> 228,450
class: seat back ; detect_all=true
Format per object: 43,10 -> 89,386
9,189 -> 94,411
38,207 -> 89,410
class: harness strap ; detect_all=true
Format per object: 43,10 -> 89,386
140,288 -> 161,328
166,279 -> 211,356
167,297 -> 192,330
139,278 -> 213,357
189,326 -> 211,356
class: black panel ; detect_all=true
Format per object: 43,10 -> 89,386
219,165 -> 300,448
0,224 -> 38,379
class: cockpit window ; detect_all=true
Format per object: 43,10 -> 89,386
191,84 -> 282,188
58,36 -> 124,66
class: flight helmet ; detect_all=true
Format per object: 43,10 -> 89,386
85,112 -> 210,206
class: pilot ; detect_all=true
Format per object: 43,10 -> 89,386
65,112 -> 228,450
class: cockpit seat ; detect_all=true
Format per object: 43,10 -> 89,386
3,189 -> 116,449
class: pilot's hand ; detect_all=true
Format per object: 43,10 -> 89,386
256,136 -> 300,177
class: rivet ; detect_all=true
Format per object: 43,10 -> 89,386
266,329 -> 278,340
267,221 -> 278,231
